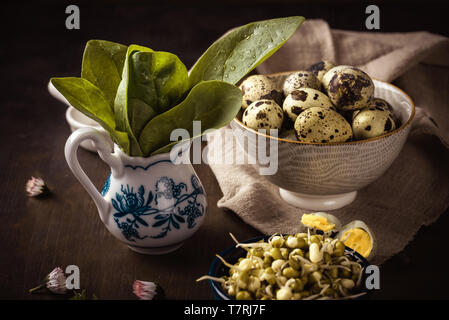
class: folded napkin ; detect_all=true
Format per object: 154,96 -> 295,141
206,20 -> 449,265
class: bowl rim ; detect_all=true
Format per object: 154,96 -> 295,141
207,234 -> 371,300
233,75 -> 416,146
65,106 -> 103,130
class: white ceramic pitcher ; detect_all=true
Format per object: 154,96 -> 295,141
65,127 -> 207,254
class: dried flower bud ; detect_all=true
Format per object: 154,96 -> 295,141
133,280 -> 163,300
46,267 -> 67,294
29,266 -> 67,295
26,176 -> 49,197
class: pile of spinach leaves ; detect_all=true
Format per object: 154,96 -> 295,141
51,16 -> 304,157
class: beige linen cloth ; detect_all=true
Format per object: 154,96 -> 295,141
206,20 -> 449,265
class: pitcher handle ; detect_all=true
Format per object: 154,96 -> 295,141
64,127 -> 122,222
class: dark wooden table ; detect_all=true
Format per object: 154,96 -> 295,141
1,1 -> 448,300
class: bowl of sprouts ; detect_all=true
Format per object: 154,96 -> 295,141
197,231 -> 371,300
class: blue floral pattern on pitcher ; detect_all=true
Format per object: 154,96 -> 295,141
101,172 -> 111,196
111,175 -> 205,242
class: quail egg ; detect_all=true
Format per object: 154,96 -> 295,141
301,212 -> 376,261
338,220 -> 376,260
352,97 -> 395,120
369,97 -> 394,113
321,65 -> 353,91
239,75 -> 284,109
300,212 -> 342,238
369,97 -> 399,124
352,107 -> 396,140
306,60 -> 335,82
294,107 -> 353,143
242,99 -> 284,130
323,66 -> 374,111
283,71 -> 322,96
283,88 -> 335,123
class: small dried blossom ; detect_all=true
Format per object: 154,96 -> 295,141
26,176 -> 49,197
46,267 -> 68,294
29,267 -> 67,295
133,280 -> 163,300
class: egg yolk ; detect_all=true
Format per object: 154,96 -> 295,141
341,228 -> 372,258
301,214 -> 336,232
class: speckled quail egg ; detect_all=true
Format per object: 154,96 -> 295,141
242,99 -> 284,130
370,97 -> 394,113
283,88 -> 335,122
239,75 -> 284,109
321,65 -> 353,91
306,60 -> 335,82
337,220 -> 376,261
352,106 -> 396,140
300,212 -> 342,238
323,66 -> 374,111
369,97 -> 399,124
294,107 -> 353,143
283,71 -> 322,96
352,97 -> 396,120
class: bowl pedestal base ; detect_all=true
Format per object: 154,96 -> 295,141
127,242 -> 184,255
279,188 -> 357,211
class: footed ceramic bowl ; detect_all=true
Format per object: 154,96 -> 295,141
230,74 -> 415,210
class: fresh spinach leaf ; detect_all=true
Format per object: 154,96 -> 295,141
81,40 -> 128,107
188,16 -> 305,87
128,51 -> 189,132
50,77 -> 130,153
114,45 -> 154,133
114,45 -> 154,156
53,17 -> 306,157
139,80 -> 242,156
127,44 -> 154,54
114,47 -> 189,156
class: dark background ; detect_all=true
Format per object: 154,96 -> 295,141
1,0 -> 448,300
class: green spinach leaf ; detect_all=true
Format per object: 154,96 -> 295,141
81,40 -> 128,107
128,51 -> 189,131
139,80 -> 242,156
188,16 -> 305,87
51,77 -> 130,153
114,45 -> 154,156
114,47 -> 189,156
52,17 -> 306,157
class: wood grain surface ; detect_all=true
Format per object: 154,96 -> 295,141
1,1 -> 448,300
